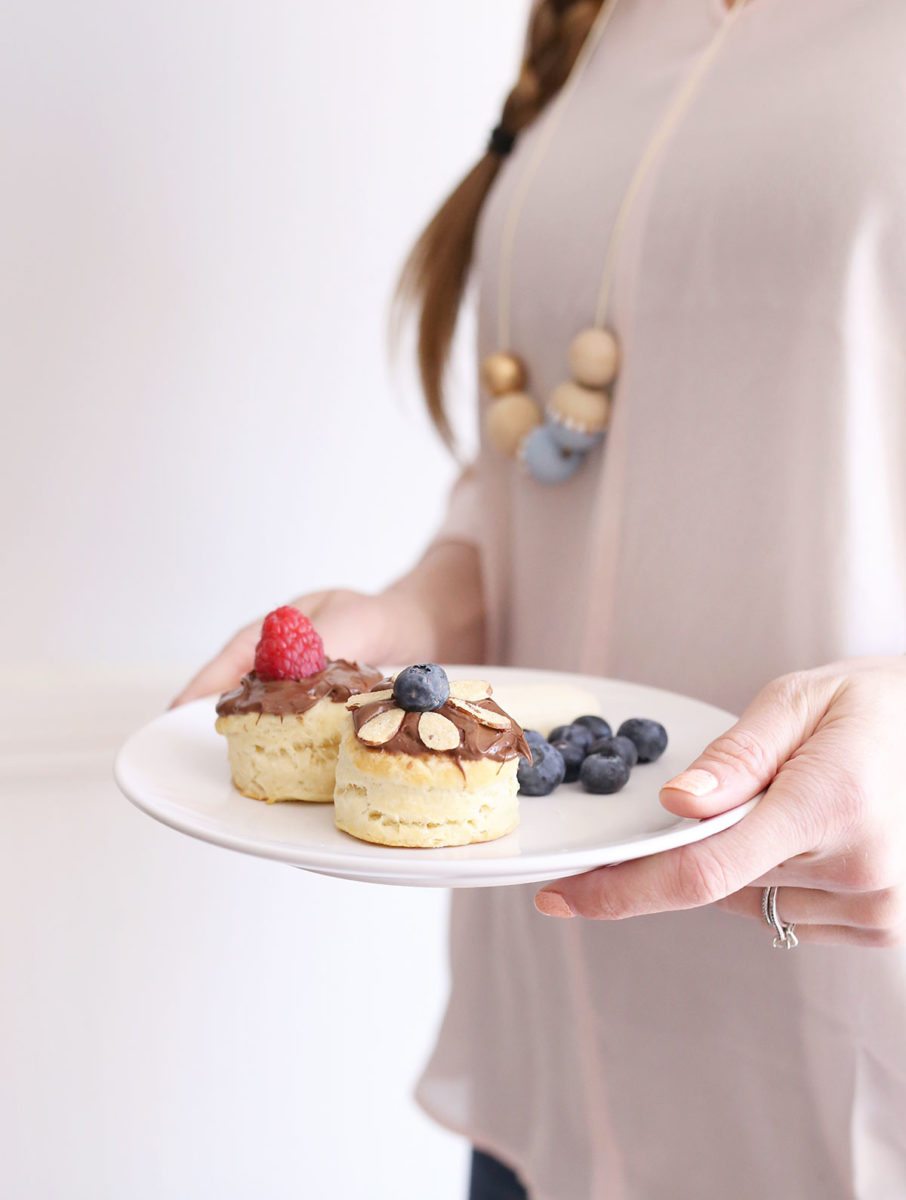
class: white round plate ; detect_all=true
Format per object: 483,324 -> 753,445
115,666 -> 758,888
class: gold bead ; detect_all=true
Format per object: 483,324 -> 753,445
486,391 -> 542,456
548,380 -> 611,434
481,352 -> 527,397
568,328 -> 620,389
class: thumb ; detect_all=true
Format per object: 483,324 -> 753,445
659,673 -> 832,819
170,627 -> 258,707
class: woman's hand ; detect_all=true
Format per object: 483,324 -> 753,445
171,541 -> 484,706
535,657 -> 906,948
171,589 -> 402,705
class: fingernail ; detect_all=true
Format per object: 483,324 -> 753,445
534,890 -> 575,919
662,768 -> 719,797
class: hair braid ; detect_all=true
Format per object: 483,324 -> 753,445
396,0 -> 603,448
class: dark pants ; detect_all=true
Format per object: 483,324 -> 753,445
468,1148 -> 529,1200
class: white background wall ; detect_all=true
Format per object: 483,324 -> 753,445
0,2 -> 525,1197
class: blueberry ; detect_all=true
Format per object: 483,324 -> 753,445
587,734 -> 638,769
548,723 -> 595,754
617,718 -> 668,764
524,729 -> 548,753
580,753 -> 631,795
550,739 -> 585,783
573,714 -> 613,740
517,741 -> 566,796
392,664 -> 450,712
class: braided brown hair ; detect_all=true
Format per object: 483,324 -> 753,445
397,0 -> 603,448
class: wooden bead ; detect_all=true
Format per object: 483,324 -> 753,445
548,380 -> 611,434
481,352 -> 527,397
568,328 -> 620,389
486,391 -> 542,456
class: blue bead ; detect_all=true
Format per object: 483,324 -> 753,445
521,425 -> 585,485
547,419 -> 605,454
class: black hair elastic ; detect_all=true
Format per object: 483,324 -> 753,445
487,124 -> 517,157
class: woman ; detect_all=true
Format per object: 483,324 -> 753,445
177,0 -> 906,1195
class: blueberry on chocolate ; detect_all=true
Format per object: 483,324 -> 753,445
393,664 -> 451,712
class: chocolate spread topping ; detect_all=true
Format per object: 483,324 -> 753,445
351,680 -> 531,764
216,660 -> 383,718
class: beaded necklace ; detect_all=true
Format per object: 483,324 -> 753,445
482,0 -> 751,484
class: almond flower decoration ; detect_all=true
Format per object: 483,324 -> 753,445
346,669 -> 512,753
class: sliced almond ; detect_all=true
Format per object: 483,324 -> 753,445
346,688 -> 393,709
417,711 -> 461,752
447,697 -> 511,730
449,679 -> 492,702
357,707 -> 405,746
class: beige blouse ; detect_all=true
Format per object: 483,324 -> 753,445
415,1 -> 906,1197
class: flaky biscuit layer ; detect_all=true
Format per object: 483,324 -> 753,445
215,699 -> 349,802
333,729 -> 520,847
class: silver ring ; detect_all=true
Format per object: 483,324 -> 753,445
761,885 -> 799,950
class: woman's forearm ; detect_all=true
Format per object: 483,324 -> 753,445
383,539 -> 485,664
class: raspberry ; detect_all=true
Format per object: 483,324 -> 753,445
254,606 -> 326,681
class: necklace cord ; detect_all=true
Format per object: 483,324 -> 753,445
593,0 -> 750,326
496,0 -> 624,350
496,0 -> 751,345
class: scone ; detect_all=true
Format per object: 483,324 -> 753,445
333,664 -> 530,848
215,606 -> 382,803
